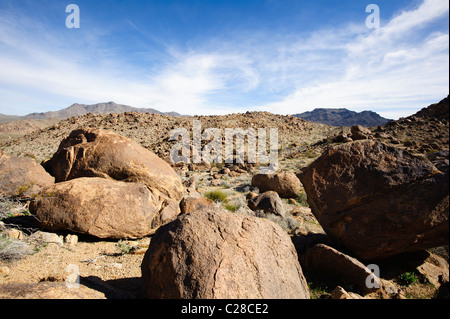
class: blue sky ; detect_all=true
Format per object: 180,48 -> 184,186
0,0 -> 448,119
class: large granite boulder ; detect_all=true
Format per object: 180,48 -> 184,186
30,177 -> 179,239
43,128 -> 183,201
141,207 -> 310,299
299,140 -> 449,260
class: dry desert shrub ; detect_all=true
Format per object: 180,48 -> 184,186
0,235 -> 33,261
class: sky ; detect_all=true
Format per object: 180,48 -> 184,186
0,0 -> 448,119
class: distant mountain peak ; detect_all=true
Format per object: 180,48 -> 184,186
20,102 -> 182,120
292,108 -> 391,127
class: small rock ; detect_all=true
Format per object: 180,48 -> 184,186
416,253 -> 449,289
375,132 -> 390,139
247,191 -> 286,217
331,286 -> 364,299
0,153 -> 55,198
290,206 -> 312,217
0,282 -> 106,299
228,171 -> 240,177
30,231 -> 63,245
64,234 -> 78,246
210,179 -> 221,186
351,125 -> 372,140
5,228 -> 24,240
180,196 -> 214,215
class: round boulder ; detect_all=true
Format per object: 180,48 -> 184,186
0,153 -> 54,197
29,177 -> 180,239
141,207 -> 310,299
251,172 -> 301,198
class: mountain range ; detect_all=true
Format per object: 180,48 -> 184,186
293,108 -> 392,127
0,102 -> 181,123
3,99 -> 448,127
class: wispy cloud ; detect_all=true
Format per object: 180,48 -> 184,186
264,0 -> 449,118
0,0 -> 448,118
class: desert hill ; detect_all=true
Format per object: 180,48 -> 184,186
0,111 -> 338,165
412,95 -> 449,121
293,108 -> 391,127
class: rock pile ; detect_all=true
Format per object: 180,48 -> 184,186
30,128 -> 184,239
42,128 -> 183,201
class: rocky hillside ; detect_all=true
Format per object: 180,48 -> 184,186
0,119 -> 60,144
412,95 -> 449,121
293,108 -> 391,127
0,111 -> 338,166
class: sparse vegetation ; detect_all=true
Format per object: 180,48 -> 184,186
296,192 -> 309,207
0,235 -> 32,261
15,183 -> 34,197
115,240 -> 137,255
0,198 -> 28,220
265,214 -> 300,234
223,202 -> 241,212
204,190 -> 228,203
204,189 -> 243,213
398,272 -> 420,287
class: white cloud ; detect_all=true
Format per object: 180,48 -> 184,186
0,0 -> 448,118
263,0 -> 449,119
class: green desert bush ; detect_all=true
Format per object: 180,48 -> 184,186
398,272 -> 420,287
204,190 -> 228,203
204,190 -> 243,213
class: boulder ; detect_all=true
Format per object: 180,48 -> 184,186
180,196 -> 214,215
29,177 -> 180,239
42,128 -> 183,201
247,191 -> 286,217
300,244 -> 381,294
251,172 -> 301,198
0,282 -> 106,299
351,125 -> 372,140
29,231 -> 64,245
299,140 -> 449,260
0,153 -> 54,197
141,207 -> 310,299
